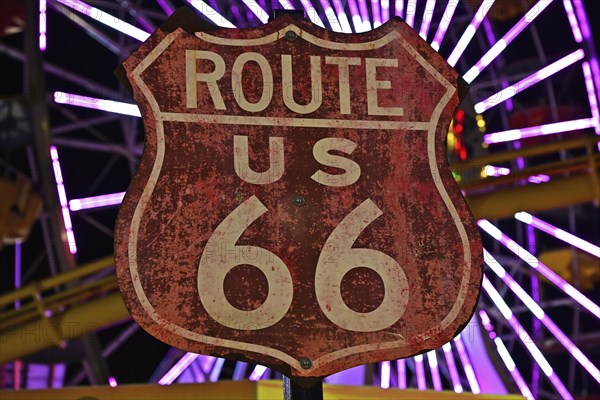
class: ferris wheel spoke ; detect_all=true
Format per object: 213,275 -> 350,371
331,0 -> 353,32
430,0 -> 458,51
156,0 -> 175,16
394,0 -> 404,19
405,0 -> 416,28
417,0 -> 435,41
186,0 -> 237,28
298,0 -> 326,28
239,0 -> 269,24
483,117 -> 598,144
446,0 -> 495,67
463,0 -> 554,83
474,49 -> 586,114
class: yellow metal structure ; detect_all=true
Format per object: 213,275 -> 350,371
0,380 -> 525,400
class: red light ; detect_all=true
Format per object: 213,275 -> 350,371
453,124 -> 463,134
455,109 -> 465,121
459,147 -> 467,160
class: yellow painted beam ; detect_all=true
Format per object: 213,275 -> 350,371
0,381 -> 525,399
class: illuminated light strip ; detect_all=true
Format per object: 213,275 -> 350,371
277,0 -> 295,9
380,360 -> 391,389
463,0 -> 554,83
55,0 -> 151,41
481,19 -> 513,112
396,359 -> 407,389
394,0 -> 404,18
353,0 -> 371,31
528,174 -> 550,184
453,335 -> 481,394
483,117 -> 597,144
159,353 -> 199,385
240,0 -> 269,23
346,0 -> 367,32
371,0 -> 382,28
40,0 -> 47,50
249,365 -> 268,381
414,354 -> 427,390
484,251 -> 600,383
563,0 -> 582,42
50,146 -> 77,254
332,0 -> 353,32
442,343 -> 463,393
474,49 -> 585,113
318,0 -> 344,32
482,277 -> 573,399
515,212 -> 600,258
108,376 -> 118,388
209,358 -> 225,382
156,0 -> 175,15
299,0 -> 326,28
573,0 -> 600,93
479,310 -> 534,400
484,165 -> 510,177
186,0 -> 236,28
54,91 -> 141,117
418,0 -> 436,40
582,62 -> 600,144
381,0 -> 390,23
479,220 -> 600,319
405,0 -> 417,28
426,351 -> 442,391
69,192 -> 125,211
447,0 -> 495,67
430,0 -> 458,51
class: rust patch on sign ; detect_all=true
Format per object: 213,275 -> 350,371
114,10 -> 483,379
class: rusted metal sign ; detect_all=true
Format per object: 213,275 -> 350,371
115,10 -> 482,379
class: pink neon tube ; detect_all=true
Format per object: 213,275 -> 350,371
39,0 -> 47,50
453,335 -> 481,394
442,342 -> 463,393
158,353 -> 199,385
405,0 -> 417,28
426,350 -> 442,391
483,117 -> 597,144
474,49 -> 585,113
478,310 -> 534,399
396,359 -> 407,389
463,0 -> 554,83
430,0 -> 459,51
394,0 -> 404,18
413,354 -> 427,390
186,1 -> 236,27
54,91 -> 141,117
50,146 -> 77,254
371,0 -> 382,27
479,220 -> 600,318
418,0 -> 436,41
69,192 -> 125,212
447,0 -> 495,67
380,360 -> 391,389
484,252 -> 600,383
515,212 -> 600,258
482,277 -> 573,399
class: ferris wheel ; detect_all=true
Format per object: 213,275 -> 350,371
0,1 -> 598,399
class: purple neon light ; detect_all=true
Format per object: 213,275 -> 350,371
108,376 -> 117,387
209,358 -> 225,382
50,146 -> 77,254
371,0 -> 382,28
426,351 -> 442,391
527,174 -> 550,184
405,0 -> 416,28
463,0 -> 554,83
418,0 -> 436,40
442,342 -> 463,393
277,0 -> 294,9
413,354 -> 427,390
478,310 -> 534,399
483,117 -> 597,144
318,0 -> 343,32
447,0 -> 495,67
55,0 -> 150,41
582,62 -> 600,142
380,360 -> 391,389
355,0 -> 371,31
156,0 -> 175,15
484,165 -> 510,177
430,1 -> 458,51
479,220 -> 600,318
39,0 -> 47,51
249,365 -> 268,381
299,0 -> 326,28
69,192 -> 125,212
381,0 -> 390,23
453,335 -> 481,394
159,353 -> 199,385
240,0 -> 269,23
515,212 -> 600,258
475,49 -> 585,113
482,277 -> 573,399
54,91 -> 141,117
186,1 -> 236,27
563,0 -> 583,42
484,251 -> 600,383
481,18 -> 513,112
394,0 -> 404,18
346,0 -> 366,32
332,0 -> 353,32
396,359 -> 407,389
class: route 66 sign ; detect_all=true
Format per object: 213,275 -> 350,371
114,9 -> 483,378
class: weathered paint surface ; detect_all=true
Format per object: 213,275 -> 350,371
115,11 -> 483,379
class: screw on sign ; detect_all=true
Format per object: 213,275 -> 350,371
114,6 -> 482,388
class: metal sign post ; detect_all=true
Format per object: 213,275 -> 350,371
115,5 -> 482,386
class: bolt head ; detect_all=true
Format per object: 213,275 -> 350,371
285,30 -> 298,41
292,195 -> 305,207
299,358 -> 312,369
